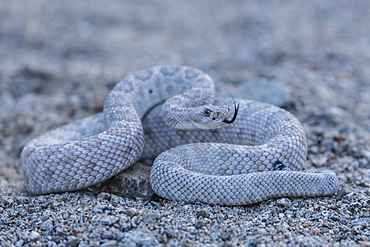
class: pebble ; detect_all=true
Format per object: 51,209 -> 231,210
196,208 -> 211,218
40,220 -> 54,231
276,198 -> 292,207
351,218 -> 369,226
100,240 -> 118,247
66,236 -> 80,247
122,208 -> 139,217
119,230 -> 161,247
142,212 -> 160,224
194,220 -> 205,229
95,215 -> 120,225
18,231 -> 40,243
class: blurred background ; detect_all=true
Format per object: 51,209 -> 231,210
1,1 -> 369,93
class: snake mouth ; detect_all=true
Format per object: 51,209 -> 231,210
223,98 -> 240,124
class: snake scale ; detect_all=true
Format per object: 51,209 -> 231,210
21,65 -> 339,206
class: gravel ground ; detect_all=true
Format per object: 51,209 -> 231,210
1,1 -> 370,246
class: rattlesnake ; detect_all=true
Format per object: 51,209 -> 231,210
21,65 -> 339,205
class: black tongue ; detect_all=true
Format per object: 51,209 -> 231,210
223,101 -> 239,124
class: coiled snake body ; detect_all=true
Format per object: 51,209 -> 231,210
21,66 -> 338,205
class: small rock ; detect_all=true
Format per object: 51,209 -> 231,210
142,212 -> 160,224
163,229 -> 176,238
351,218 -> 369,226
221,230 -> 232,241
119,230 -> 161,247
194,220 -> 205,229
361,149 -> 370,160
182,205 -> 193,211
131,216 -> 143,228
1,197 -> 15,207
327,106 -> 346,119
335,188 -> 347,200
100,240 -> 118,247
40,220 -> 54,231
15,240 -> 24,247
276,198 -> 292,207
98,192 -> 112,200
44,241 -> 57,247
18,230 -> 39,243
334,235 -> 343,241
345,232 -> 354,239
119,216 -> 132,230
102,232 -> 116,240
277,226 -> 288,233
340,218 -> 348,225
310,146 -> 319,154
333,134 -> 346,143
95,215 -> 120,225
65,236 -> 80,247
359,241 -> 370,247
259,212 -> 271,222
266,226 -> 277,234
311,227 -> 321,235
122,208 -> 139,217
248,238 -> 262,247
136,222 -> 149,232
310,156 -> 328,167
196,208 -> 211,218
103,163 -> 154,200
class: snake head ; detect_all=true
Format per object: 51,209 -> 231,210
189,103 -> 239,129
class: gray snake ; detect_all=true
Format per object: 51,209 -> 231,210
21,65 -> 339,205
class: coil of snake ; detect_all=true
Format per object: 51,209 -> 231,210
21,65 -> 339,206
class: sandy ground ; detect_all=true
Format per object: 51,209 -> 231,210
0,1 -> 369,246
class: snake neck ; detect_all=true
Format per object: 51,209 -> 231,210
103,66 -> 215,129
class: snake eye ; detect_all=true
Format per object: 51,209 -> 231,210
204,108 -> 211,116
